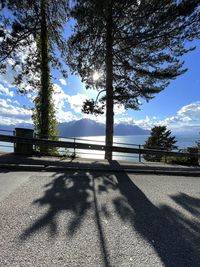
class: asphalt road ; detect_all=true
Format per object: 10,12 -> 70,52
0,170 -> 199,267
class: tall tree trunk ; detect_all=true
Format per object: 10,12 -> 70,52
40,0 -> 50,139
105,1 -> 114,161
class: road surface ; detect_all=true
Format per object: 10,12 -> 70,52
0,170 -> 199,266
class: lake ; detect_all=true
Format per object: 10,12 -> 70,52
70,134 -> 199,160
76,134 -> 199,148
0,134 -> 199,161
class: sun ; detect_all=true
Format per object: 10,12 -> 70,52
93,71 -> 100,81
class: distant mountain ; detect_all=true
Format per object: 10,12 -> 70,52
0,123 -> 33,134
57,119 -> 150,137
57,119 -> 105,137
114,123 -> 150,135
0,119 -> 150,137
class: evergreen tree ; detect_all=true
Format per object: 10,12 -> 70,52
0,0 -> 69,142
197,134 -> 200,147
68,0 -> 200,160
143,125 -> 177,162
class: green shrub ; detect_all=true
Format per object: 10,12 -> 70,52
162,147 -> 199,166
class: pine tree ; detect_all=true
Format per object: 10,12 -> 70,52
0,0 -> 69,142
143,126 -> 177,162
197,140 -> 200,148
68,0 -> 200,160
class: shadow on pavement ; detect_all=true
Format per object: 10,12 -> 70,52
19,160 -> 200,267
20,170 -> 116,267
113,161 -> 200,267
170,192 -> 200,217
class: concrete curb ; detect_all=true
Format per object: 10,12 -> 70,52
0,163 -> 200,177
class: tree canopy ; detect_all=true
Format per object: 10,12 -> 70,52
0,0 -> 69,90
0,0 -> 69,141
143,125 -> 177,162
69,0 -> 200,107
68,0 -> 200,159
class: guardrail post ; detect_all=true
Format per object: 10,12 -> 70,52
13,130 -> 16,151
139,145 -> 141,162
34,132 -> 37,152
73,138 -> 76,157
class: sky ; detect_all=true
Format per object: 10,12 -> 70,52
0,30 -> 199,135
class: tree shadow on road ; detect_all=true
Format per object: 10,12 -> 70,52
19,161 -> 200,267
170,192 -> 200,217
113,163 -> 200,267
22,171 -> 92,237
19,170 -> 116,267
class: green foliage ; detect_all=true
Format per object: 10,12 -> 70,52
162,147 -> 199,166
197,138 -> 200,149
32,84 -> 58,139
0,0 -> 69,148
162,156 -> 189,165
68,0 -> 200,160
143,126 -> 177,162
82,99 -> 105,115
0,0 -> 69,88
68,0 -> 200,111
47,148 -> 78,159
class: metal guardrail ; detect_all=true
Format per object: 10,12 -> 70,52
0,130 -> 15,150
0,129 -> 15,133
0,134 -> 199,162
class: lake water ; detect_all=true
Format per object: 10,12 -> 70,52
77,134 -> 199,148
0,134 -> 199,161
71,134 -> 199,160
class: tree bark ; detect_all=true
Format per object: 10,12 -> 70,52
105,1 -> 114,161
40,0 -> 50,139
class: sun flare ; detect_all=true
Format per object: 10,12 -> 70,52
93,71 -> 100,81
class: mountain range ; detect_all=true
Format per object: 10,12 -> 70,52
0,118 -> 150,137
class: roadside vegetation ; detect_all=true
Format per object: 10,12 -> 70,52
144,125 -> 199,166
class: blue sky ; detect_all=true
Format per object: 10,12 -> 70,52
0,34 -> 199,134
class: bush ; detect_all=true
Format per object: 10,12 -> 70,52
161,147 -> 199,166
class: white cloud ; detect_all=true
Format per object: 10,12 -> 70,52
6,98 -> 20,105
53,85 -> 87,114
56,110 -> 79,123
121,102 -> 200,133
115,115 -> 156,129
59,79 -> 67,86
0,84 -> 14,97
134,116 -> 153,129
157,102 -> 200,130
114,116 -> 133,124
84,113 -> 106,124
177,102 -> 200,121
0,68 -> 15,88
0,54 -> 19,88
0,84 -> 80,125
0,116 -> 32,126
114,104 -> 126,115
0,39 -> 38,90
66,94 -> 87,113
7,58 -> 15,66
53,84 -> 83,122
14,100 -> 20,106
52,84 -> 107,123
0,99 -> 32,123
